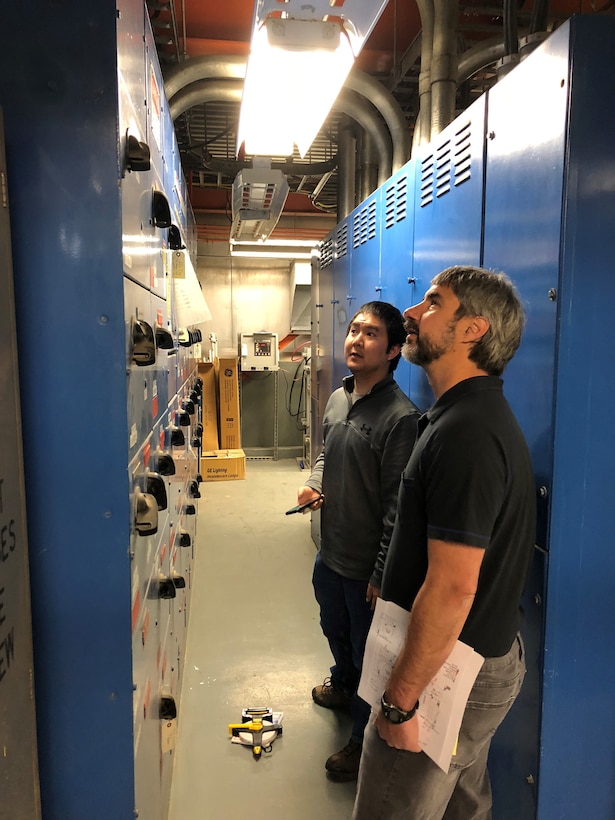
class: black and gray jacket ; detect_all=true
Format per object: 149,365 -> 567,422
306,374 -> 420,587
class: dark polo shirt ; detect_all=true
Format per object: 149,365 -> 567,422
382,376 -> 536,658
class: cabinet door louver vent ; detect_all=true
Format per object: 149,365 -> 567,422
320,237 -> 334,268
435,139 -> 452,199
352,199 -> 377,248
420,116 -> 474,206
453,120 -> 472,187
420,154 -> 434,207
384,175 -> 408,229
336,223 -> 348,258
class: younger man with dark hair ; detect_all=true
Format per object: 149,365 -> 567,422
297,301 -> 420,782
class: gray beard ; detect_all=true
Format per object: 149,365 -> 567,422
402,338 -> 445,367
402,320 -> 458,366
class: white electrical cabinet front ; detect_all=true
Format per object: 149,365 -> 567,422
239,332 -> 279,370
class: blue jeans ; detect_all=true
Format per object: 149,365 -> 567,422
352,633 -> 526,820
312,552 -> 374,742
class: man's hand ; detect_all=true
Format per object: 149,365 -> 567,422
366,584 -> 381,610
297,486 -> 324,512
374,709 -> 421,753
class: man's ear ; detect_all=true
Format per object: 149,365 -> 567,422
387,343 -> 402,361
463,316 -> 490,342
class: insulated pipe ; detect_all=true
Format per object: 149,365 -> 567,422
359,132 -> 379,201
503,0 -> 519,55
413,0 -> 435,153
345,70 -> 411,172
337,116 -> 357,221
168,79 -> 393,187
529,0 -> 550,35
337,89 -> 392,186
430,0 -> 459,139
164,54 -> 247,100
169,78 -> 243,119
457,37 -> 507,84
165,55 -> 401,177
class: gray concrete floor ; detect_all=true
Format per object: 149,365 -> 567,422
168,459 -> 357,820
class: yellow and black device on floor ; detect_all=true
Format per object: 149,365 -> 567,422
228,707 -> 283,759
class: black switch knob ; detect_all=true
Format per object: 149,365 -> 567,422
172,572 -> 186,589
156,453 -> 176,476
148,573 -> 176,600
182,400 -> 195,415
125,134 -> 151,172
132,319 -> 156,366
155,326 -> 174,350
160,695 -> 177,720
168,224 -> 185,250
189,480 -> 201,499
177,411 -> 190,427
152,190 -> 172,228
147,473 -> 167,511
178,531 -> 191,548
184,504 -> 196,516
166,427 -> 185,447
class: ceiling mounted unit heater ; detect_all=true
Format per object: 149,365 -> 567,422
230,161 -> 290,242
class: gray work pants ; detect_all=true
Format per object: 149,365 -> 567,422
352,634 -> 526,820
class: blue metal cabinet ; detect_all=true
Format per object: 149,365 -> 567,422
481,50 -> 566,812
408,95 -> 488,411
413,94 -> 486,280
348,188 -> 382,308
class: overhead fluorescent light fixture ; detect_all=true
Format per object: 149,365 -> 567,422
229,237 -> 320,260
237,0 -> 390,159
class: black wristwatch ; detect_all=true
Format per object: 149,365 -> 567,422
380,693 -> 420,724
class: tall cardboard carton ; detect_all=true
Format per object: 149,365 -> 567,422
216,356 -> 241,449
197,362 -> 219,449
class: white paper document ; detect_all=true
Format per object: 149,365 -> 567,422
358,597 -> 484,773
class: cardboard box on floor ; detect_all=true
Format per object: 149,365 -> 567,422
215,356 -> 241,449
200,449 -> 246,481
197,362 -> 219,450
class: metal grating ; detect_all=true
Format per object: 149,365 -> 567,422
384,174 -> 408,229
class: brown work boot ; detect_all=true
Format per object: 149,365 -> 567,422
325,738 -> 362,782
312,677 -> 352,712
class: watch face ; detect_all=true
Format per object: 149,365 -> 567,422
388,707 -> 404,724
